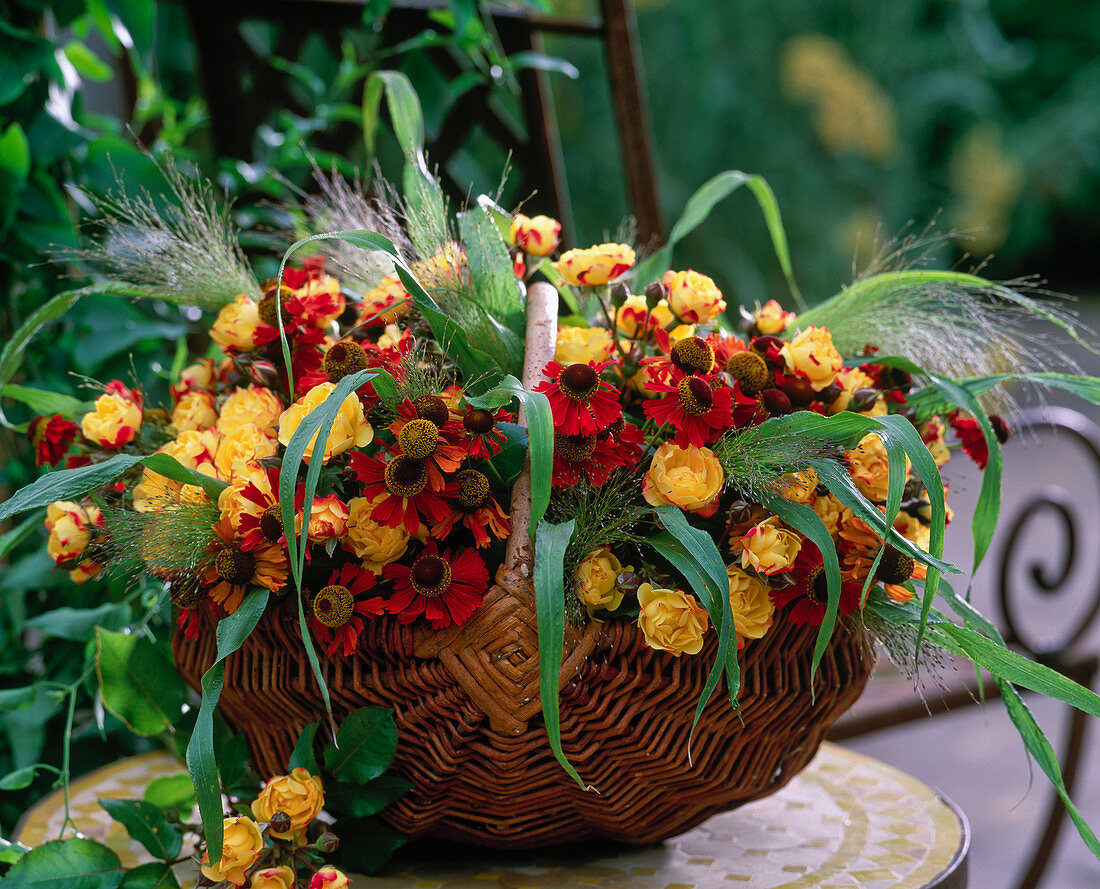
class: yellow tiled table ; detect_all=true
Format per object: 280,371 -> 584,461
14,742 -> 967,888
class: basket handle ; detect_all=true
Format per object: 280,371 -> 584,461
504,280 -> 559,573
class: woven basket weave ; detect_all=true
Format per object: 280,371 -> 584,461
171,282 -> 876,848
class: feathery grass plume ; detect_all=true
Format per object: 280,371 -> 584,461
99,500 -> 220,578
546,470 -> 646,579
792,228 -> 1092,414
70,157 -> 260,310
712,422 -> 840,501
289,164 -> 413,293
860,604 -> 962,706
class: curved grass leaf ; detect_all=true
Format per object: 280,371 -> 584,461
533,518 -> 584,787
759,495 -> 841,678
0,509 -> 45,560
635,170 -> 803,310
0,453 -> 145,522
465,375 -> 553,534
141,454 -> 227,500
185,588 -> 270,865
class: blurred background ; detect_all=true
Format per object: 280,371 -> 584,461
2,1 -> 1099,886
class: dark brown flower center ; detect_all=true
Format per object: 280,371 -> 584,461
324,341 -> 369,382
411,555 -> 451,598
259,504 -> 284,542
383,455 -> 428,497
807,567 -> 828,604
169,577 -> 207,609
875,546 -> 915,585
726,351 -> 771,396
463,408 -> 496,435
558,363 -> 599,400
398,419 -> 440,460
214,547 -> 255,585
257,285 -> 295,326
555,432 -> 597,463
677,376 -> 714,415
670,336 -> 715,375
313,584 -> 354,627
414,394 -> 450,427
456,468 -> 491,510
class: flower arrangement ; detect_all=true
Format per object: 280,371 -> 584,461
3,73 -> 1100,883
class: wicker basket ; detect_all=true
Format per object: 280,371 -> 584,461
171,282 -> 876,848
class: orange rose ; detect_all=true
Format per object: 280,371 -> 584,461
740,516 -> 801,575
753,299 -> 795,335
663,270 -> 726,324
812,493 -> 850,538
359,274 -> 411,325
200,817 -> 263,886
218,460 -> 274,532
773,467 -> 818,503
172,390 -> 218,432
827,366 -> 875,415
210,293 -> 261,352
217,386 -> 284,437
215,422 -> 277,478
306,495 -> 349,542
509,213 -> 561,256
847,432 -> 907,502
779,325 -> 842,391
81,392 -> 142,448
726,565 -> 775,644
556,243 -> 635,286
132,430 -> 220,512
249,867 -> 295,889
308,868 -> 350,889
251,767 -> 325,842
636,583 -> 709,656
278,383 -> 373,465
555,325 -> 615,365
642,442 -> 724,517
343,495 -> 410,572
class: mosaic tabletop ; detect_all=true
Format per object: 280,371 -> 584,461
14,741 -> 967,889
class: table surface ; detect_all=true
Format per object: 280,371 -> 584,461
14,741 -> 967,889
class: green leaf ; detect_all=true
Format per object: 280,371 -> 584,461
0,763 -> 57,790
0,123 -> 31,236
760,495 -> 841,678
634,170 -> 802,309
289,721 -> 320,773
0,386 -> 88,420
465,376 -> 554,535
0,509 -> 44,560
63,40 -> 113,81
0,686 -> 39,712
27,604 -> 132,641
0,454 -> 143,522
323,708 -> 398,784
329,818 -> 407,874
951,372 -> 1100,404
507,50 -> 580,79
0,838 -> 122,889
185,588 -> 270,865
118,862 -> 179,889
140,453 -> 228,500
95,629 -> 186,736
142,774 -> 196,812
325,775 -> 412,818
533,518 -> 584,787
99,799 -> 183,861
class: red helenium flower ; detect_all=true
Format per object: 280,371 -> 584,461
770,543 -> 862,626
534,359 -> 621,436
383,539 -> 489,629
642,370 -> 733,447
308,561 -> 385,657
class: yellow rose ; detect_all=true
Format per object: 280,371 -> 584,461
217,386 -> 284,437
663,270 -> 727,324
773,467 -> 818,503
826,367 -> 875,414
556,243 -> 636,286
740,516 -> 801,575
921,418 -> 951,468
132,430 -> 220,512
81,392 -> 142,448
812,493 -> 849,538
509,213 -> 561,257
847,432 -> 907,502
306,495 -> 349,542
778,325 -> 842,391
574,547 -> 624,615
895,511 -> 931,551
278,383 -> 373,465
69,559 -> 103,585
308,867 -> 351,889
215,422 -> 278,478
200,816 -> 264,886
251,767 -> 325,842
172,390 -> 218,432
249,867 -> 296,889
555,325 -> 615,365
642,442 -> 724,517
636,583 -> 709,656
360,273 -> 411,325
615,294 -> 652,338
210,293 -> 261,352
344,495 -> 410,572
45,501 -> 98,565
753,299 -> 795,335
649,299 -> 695,342
726,565 -> 775,643
218,460 -> 274,531
175,358 -> 218,394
